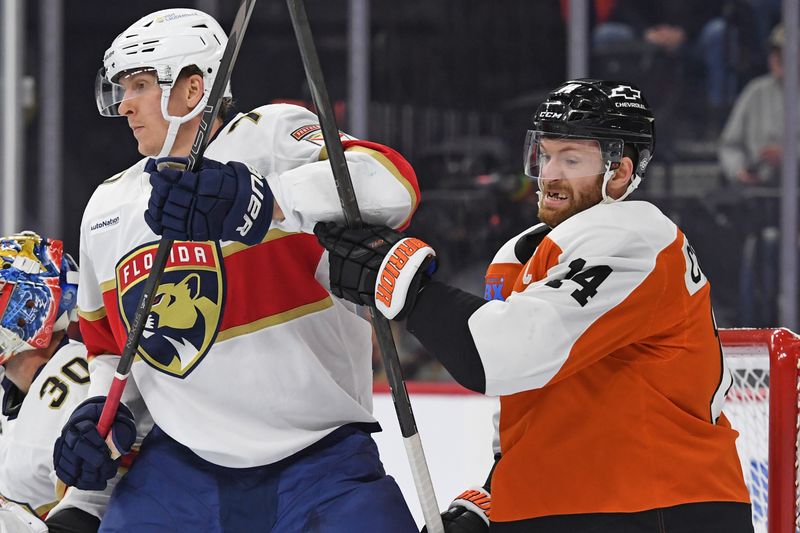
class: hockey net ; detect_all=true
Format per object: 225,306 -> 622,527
721,328 -> 800,533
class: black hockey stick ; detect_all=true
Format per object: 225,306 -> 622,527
286,2 -> 443,531
97,0 -> 258,439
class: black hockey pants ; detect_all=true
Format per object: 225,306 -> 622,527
489,501 -> 754,533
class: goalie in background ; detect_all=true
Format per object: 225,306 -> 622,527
54,7 -> 420,532
0,231 -> 150,533
316,79 -> 754,532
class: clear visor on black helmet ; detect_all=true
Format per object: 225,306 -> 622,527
523,130 -> 623,185
95,67 -> 161,117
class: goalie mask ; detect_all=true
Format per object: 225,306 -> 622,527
524,79 -> 655,203
95,8 -> 231,157
0,232 -> 79,364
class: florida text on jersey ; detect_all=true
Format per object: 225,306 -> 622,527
77,103 -> 420,468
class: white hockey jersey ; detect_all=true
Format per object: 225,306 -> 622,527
0,339 -> 151,521
78,103 -> 420,468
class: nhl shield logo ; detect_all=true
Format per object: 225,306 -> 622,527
116,241 -> 225,378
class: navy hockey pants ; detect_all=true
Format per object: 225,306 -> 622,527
98,424 -> 417,533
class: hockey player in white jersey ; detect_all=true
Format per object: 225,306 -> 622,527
0,231 -> 150,533
316,80 -> 754,532
52,8 -> 419,533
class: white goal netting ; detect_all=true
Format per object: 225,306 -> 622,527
721,328 -> 800,533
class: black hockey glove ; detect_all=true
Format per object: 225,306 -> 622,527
145,157 -> 273,245
53,396 -> 136,491
313,222 -> 437,320
420,487 -> 491,533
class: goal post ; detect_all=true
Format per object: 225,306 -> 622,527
720,328 -> 800,533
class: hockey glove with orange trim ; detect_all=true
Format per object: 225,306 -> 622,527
421,487 -> 491,533
313,222 -> 436,320
145,157 -> 273,245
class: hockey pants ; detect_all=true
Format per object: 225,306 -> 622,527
99,424 -> 417,533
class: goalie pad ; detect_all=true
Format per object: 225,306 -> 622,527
0,497 -> 47,533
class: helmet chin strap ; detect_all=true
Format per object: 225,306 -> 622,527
155,85 -> 211,158
536,176 -> 544,203
600,160 -> 641,204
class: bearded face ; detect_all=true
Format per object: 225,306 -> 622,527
538,175 -> 604,227
535,138 -> 605,227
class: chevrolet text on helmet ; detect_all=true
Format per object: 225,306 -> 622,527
524,78 -> 656,203
0,232 -> 79,364
95,8 -> 231,157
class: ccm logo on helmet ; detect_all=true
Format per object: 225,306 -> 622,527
376,238 -> 429,307
236,167 -> 266,238
538,111 -> 563,119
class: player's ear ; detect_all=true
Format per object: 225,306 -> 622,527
606,156 -> 634,199
186,74 -> 204,108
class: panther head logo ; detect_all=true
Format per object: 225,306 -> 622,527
117,241 -> 224,378
141,273 -> 218,373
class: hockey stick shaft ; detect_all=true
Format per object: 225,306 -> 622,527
97,0 -> 258,438
285,2 -> 443,531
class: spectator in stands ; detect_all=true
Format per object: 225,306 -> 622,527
591,0 -> 733,126
741,0 -> 782,57
719,24 -> 789,185
718,24 -> 789,327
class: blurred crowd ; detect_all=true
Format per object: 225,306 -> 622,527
377,0 -> 794,383
11,0 -> 794,384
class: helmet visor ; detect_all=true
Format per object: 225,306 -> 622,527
95,67 -> 161,117
523,131 -> 623,185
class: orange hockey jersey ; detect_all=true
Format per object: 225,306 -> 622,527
474,200 -> 749,522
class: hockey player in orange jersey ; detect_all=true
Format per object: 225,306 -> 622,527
315,79 -> 754,532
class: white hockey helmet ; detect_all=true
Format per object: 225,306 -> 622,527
95,9 -> 232,157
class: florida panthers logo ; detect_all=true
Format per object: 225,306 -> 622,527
116,241 -> 224,377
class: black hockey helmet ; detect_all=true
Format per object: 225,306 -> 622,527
529,79 -> 655,181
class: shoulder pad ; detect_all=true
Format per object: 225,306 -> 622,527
102,170 -> 125,185
100,157 -> 148,186
513,224 -> 551,264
